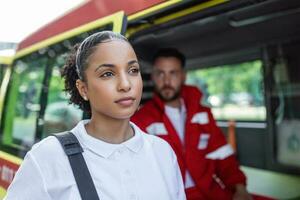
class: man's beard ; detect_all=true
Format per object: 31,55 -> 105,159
155,86 -> 181,102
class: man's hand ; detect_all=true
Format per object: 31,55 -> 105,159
233,184 -> 253,200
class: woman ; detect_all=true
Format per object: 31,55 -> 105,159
4,31 -> 186,200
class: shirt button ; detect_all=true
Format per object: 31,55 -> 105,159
118,148 -> 124,154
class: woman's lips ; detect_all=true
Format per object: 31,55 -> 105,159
115,97 -> 135,107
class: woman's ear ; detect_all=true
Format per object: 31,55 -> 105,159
76,79 -> 88,101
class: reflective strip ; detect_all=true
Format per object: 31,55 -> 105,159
191,112 -> 209,125
185,170 -> 195,188
197,134 -> 210,150
146,122 -> 168,135
206,144 -> 234,160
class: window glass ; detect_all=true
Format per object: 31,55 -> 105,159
0,64 -> 5,83
3,57 -> 47,147
186,60 -> 266,121
273,44 -> 300,167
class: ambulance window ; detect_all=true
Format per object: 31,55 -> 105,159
272,43 -> 300,168
186,60 -> 266,121
3,55 -> 47,147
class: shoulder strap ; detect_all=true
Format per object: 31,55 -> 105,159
54,132 -> 100,200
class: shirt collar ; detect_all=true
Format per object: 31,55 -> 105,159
165,98 -> 186,114
71,120 -> 143,159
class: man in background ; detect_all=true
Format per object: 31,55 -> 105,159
131,48 -> 252,200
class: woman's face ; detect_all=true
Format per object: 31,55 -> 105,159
79,40 -> 143,120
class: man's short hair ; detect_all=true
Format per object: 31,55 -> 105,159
152,48 -> 186,68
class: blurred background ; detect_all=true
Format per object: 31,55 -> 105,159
0,0 -> 300,199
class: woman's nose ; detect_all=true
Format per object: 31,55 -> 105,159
117,73 -> 131,92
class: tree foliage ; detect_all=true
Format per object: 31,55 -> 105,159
187,60 -> 264,105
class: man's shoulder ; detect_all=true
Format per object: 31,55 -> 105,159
132,99 -> 161,122
191,101 -> 213,115
138,99 -> 157,112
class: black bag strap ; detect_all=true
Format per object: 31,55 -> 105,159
54,132 -> 100,200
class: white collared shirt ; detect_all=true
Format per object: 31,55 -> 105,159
165,100 -> 186,143
165,101 -> 195,189
4,120 -> 186,200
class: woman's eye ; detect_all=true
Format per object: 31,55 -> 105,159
100,71 -> 114,77
129,67 -> 140,74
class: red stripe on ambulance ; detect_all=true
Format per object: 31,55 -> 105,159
0,158 -> 19,189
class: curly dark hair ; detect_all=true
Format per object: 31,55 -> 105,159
61,31 -> 128,114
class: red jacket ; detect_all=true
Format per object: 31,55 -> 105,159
131,85 -> 246,200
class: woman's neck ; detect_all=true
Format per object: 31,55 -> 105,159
85,114 -> 134,144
